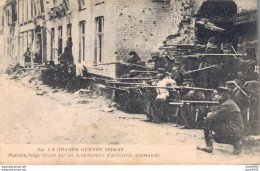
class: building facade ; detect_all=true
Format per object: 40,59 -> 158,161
0,0 -> 258,78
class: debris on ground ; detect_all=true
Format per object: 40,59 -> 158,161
243,135 -> 260,146
74,89 -> 92,96
76,100 -> 90,104
100,105 -> 115,113
52,89 -> 59,93
36,89 -> 46,95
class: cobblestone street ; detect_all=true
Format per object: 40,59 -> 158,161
0,74 -> 259,164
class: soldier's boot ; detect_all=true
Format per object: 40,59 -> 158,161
233,138 -> 243,155
197,137 -> 213,153
197,128 -> 213,153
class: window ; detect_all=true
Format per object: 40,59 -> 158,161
34,0 -> 44,16
22,0 -> 24,22
58,26 -> 63,56
63,0 -> 70,11
31,0 -> 33,18
51,28 -> 55,61
66,24 -> 73,54
67,24 -> 72,37
79,21 -> 86,62
28,31 -> 33,48
40,0 -> 45,13
28,0 -> 32,20
95,17 -> 104,64
78,0 -> 86,10
1,12 -> 4,29
25,0 -> 28,21
6,10 -> 10,25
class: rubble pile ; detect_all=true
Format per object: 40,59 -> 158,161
41,64 -> 81,92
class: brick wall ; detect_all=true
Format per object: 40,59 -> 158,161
235,0 -> 257,13
115,0 -> 194,63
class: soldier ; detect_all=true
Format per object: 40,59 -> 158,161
147,70 -> 178,123
178,80 -> 206,129
199,37 -> 221,69
204,37 -> 221,54
222,44 -> 232,54
127,51 -> 141,64
233,81 -> 260,135
171,63 -> 184,86
151,53 -> 172,72
59,47 -> 74,65
197,87 -> 244,155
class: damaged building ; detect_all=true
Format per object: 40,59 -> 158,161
0,0 -> 258,78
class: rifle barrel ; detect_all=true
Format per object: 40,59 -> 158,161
139,86 -> 215,91
169,101 -> 219,105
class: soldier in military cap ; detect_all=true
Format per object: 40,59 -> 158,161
151,53 -> 171,72
204,37 -> 221,54
197,87 -> 244,155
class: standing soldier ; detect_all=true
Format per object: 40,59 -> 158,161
23,48 -> 31,68
203,37 -> 221,54
197,87 -> 244,155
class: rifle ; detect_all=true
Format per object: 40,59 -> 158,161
183,66 -> 216,75
169,100 -> 219,123
139,85 -> 216,92
169,100 -> 219,105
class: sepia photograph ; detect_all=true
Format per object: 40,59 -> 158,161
0,0 -> 259,165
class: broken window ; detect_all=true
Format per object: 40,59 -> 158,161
78,0 -> 86,10
95,17 -> 104,64
58,26 -> 63,56
79,21 -> 86,62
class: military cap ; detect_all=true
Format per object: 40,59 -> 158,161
129,51 -> 137,56
208,37 -> 217,44
217,86 -> 231,94
151,52 -> 159,58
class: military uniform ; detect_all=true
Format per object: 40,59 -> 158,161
59,49 -> 74,65
204,99 -> 244,146
23,51 -> 31,68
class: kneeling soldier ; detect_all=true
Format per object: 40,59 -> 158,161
197,87 -> 244,155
